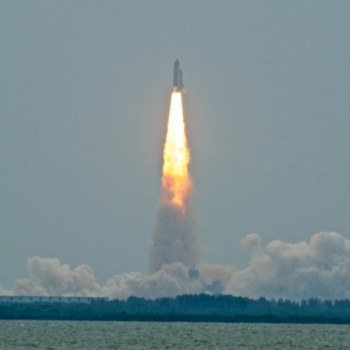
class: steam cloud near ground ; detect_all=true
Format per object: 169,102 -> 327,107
10,231 -> 350,300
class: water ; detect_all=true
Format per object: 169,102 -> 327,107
0,321 -> 349,349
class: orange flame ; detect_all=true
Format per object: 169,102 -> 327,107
161,91 -> 192,207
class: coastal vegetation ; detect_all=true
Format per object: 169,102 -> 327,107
1,295 -> 350,324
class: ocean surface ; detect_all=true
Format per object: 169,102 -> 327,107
0,321 -> 349,349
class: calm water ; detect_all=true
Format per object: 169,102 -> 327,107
0,321 -> 349,349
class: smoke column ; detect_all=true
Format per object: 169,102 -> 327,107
149,91 -> 197,273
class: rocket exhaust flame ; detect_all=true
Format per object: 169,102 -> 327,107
149,61 -> 198,273
162,92 -> 191,207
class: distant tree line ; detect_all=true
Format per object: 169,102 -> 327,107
1,295 -> 350,324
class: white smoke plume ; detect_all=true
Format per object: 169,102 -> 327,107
13,257 -> 205,300
149,204 -> 198,273
226,231 -> 350,300
5,232 -> 350,300
103,262 -> 203,300
197,263 -> 237,290
14,256 -> 101,296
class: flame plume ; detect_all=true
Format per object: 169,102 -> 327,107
149,91 -> 197,273
162,92 -> 192,207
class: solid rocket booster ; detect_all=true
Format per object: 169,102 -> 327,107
173,59 -> 184,92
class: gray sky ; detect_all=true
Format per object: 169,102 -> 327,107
1,0 -> 350,289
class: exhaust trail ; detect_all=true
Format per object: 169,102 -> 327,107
149,61 -> 197,272
161,92 -> 191,207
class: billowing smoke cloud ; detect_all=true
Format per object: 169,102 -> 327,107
197,263 -> 237,290
14,256 -> 101,296
13,257 -> 206,299
104,262 -> 203,300
5,232 -> 350,300
226,232 -> 350,300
